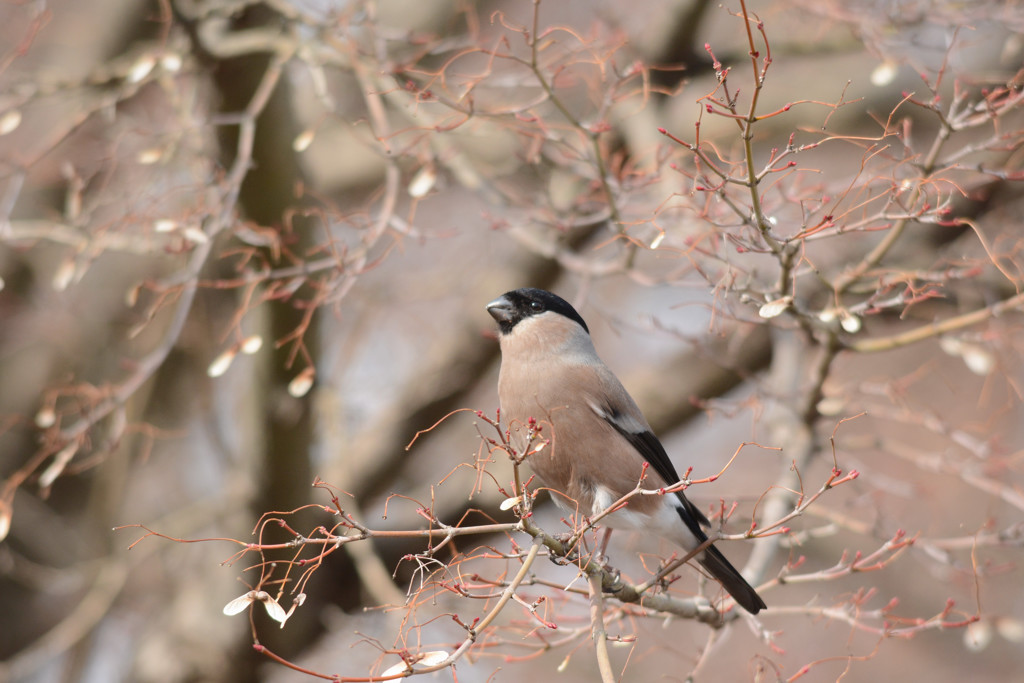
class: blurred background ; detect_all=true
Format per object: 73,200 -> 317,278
1,0 -> 1023,681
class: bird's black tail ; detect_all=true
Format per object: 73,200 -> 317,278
698,544 -> 766,614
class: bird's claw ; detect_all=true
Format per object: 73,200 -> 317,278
545,532 -> 578,565
600,566 -> 623,593
547,552 -> 573,566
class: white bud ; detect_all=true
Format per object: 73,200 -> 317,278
499,496 -> 523,511
154,219 -> 177,233
408,165 -> 437,198
870,61 -> 898,87
207,348 -> 237,377
181,226 -> 209,244
288,368 -> 315,397
650,232 -> 665,249
160,53 -> 182,72
292,130 -> 315,152
128,55 -> 156,84
939,336 -> 962,356
241,335 -> 263,354
758,296 -> 792,319
940,337 -> 995,375
964,619 -> 993,652
137,148 -> 164,165
961,344 -> 994,375
839,310 -> 861,333
0,110 -> 21,135
35,407 -> 57,428
816,397 -> 845,417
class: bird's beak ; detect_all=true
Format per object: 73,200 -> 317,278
486,295 -> 514,323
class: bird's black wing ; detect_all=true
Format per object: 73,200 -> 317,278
601,406 -> 766,614
604,416 -> 711,532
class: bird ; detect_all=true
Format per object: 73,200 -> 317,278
486,287 -> 765,614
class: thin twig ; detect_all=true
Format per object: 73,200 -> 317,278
587,573 -> 617,683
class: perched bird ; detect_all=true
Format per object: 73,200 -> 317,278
487,287 -> 765,614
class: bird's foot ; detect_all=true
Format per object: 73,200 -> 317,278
596,562 -> 623,593
545,532 -> 579,565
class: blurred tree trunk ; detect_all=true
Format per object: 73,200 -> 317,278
210,8 -> 321,672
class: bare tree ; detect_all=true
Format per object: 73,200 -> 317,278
1,0 -> 1023,681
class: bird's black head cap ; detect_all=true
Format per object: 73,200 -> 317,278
487,288 -> 590,335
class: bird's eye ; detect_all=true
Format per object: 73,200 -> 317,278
529,301 -> 544,312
